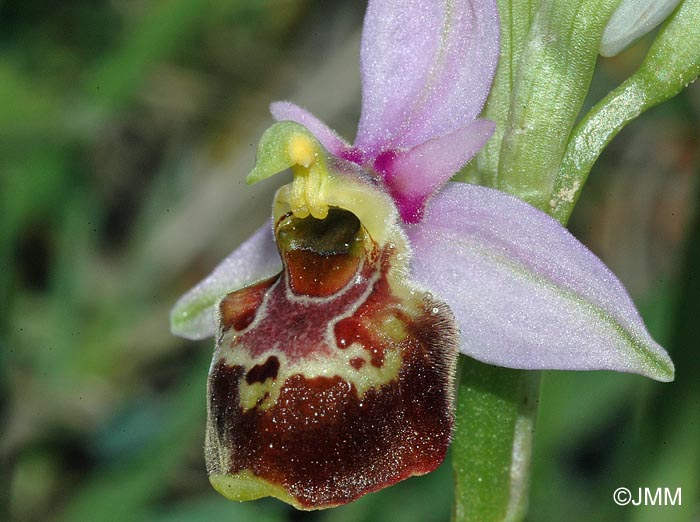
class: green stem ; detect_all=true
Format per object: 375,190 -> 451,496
452,359 -> 540,522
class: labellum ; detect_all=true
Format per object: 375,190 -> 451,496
204,126 -> 458,509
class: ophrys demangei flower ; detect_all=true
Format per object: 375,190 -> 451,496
170,0 -> 674,511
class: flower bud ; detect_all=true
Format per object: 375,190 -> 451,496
600,0 -> 681,57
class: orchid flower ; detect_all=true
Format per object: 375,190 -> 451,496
170,0 -> 674,511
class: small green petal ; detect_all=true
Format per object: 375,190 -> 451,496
246,121 -> 324,185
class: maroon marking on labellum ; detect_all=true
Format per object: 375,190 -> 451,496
227,247 -> 377,364
349,357 -> 365,370
334,317 -> 366,349
334,262 -> 411,368
207,295 -> 456,509
284,250 -> 359,297
334,315 -> 385,367
207,237 -> 458,508
245,356 -> 280,385
219,276 -> 279,333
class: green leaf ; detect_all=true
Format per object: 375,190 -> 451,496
495,0 -> 621,210
550,0 -> 700,223
461,0 -> 537,187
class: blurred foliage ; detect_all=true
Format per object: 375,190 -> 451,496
1,1 -> 698,521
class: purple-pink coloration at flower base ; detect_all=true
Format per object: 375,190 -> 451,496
170,0 -> 673,511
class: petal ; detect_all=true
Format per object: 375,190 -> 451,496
270,101 -> 355,160
376,119 -> 495,223
170,222 -> 282,340
600,0 -> 681,57
207,207 -> 457,509
355,0 -> 499,156
407,182 -> 674,382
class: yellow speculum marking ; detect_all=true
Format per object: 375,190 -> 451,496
220,336 -> 405,414
238,375 -> 284,411
377,315 -> 409,348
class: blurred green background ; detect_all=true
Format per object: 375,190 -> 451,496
1,1 -> 698,521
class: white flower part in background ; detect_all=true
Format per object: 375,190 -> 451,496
600,0 -> 682,57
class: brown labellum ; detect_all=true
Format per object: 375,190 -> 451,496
206,208 -> 458,509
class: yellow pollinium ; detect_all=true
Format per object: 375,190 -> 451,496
286,132 -> 329,220
288,132 -> 316,168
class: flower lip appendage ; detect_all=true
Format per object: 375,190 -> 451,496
170,0 -> 673,511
